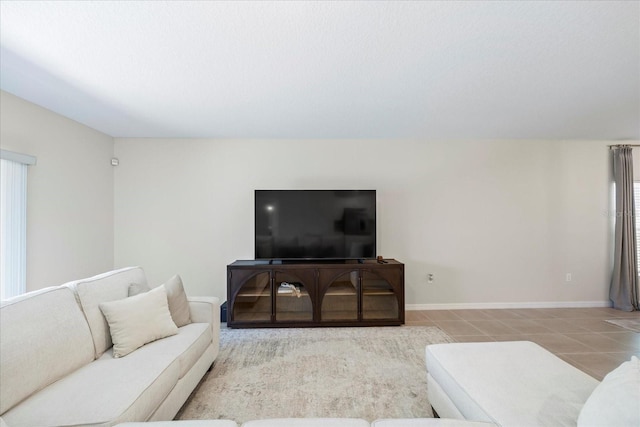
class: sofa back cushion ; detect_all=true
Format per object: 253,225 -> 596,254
70,266 -> 148,358
0,286 -> 95,414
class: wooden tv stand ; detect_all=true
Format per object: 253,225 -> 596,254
226,259 -> 404,328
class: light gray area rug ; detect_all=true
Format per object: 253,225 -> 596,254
605,318 -> 640,333
177,326 -> 453,424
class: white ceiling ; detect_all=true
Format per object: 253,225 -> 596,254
1,1 -> 638,140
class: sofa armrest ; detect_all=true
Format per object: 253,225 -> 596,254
188,296 -> 220,324
188,296 -> 221,356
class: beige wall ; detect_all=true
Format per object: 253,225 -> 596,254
114,138 -> 613,308
0,91 -> 114,290
0,90 -> 619,306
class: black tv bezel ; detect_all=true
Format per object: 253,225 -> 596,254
254,189 -> 377,262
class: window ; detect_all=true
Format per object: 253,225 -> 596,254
0,150 -> 36,299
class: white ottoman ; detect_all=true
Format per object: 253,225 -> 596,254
372,419 -> 496,426
116,422 -> 237,427
240,419 -> 369,427
425,341 -> 599,427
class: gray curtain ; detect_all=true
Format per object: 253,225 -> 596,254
610,146 -> 640,311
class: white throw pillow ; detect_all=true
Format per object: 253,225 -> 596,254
99,285 -> 178,358
577,355 -> 640,427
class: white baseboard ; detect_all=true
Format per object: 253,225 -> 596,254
405,301 -> 612,310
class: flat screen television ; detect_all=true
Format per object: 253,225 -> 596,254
255,190 -> 376,260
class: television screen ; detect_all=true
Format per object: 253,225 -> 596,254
255,190 -> 376,260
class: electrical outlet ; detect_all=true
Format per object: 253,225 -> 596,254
566,273 -> 572,282
428,273 -> 434,283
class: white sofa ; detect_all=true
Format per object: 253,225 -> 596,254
0,267 -> 220,427
426,341 -> 639,427
116,418 -> 496,426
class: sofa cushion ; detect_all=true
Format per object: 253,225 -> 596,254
372,420 -> 497,426
577,355 -> 640,427
426,341 -> 599,427
0,286 -> 94,414
117,422 -> 237,427
71,266 -> 148,357
143,322 -> 212,378
99,285 -> 178,358
2,338 -> 182,427
240,419 -> 370,427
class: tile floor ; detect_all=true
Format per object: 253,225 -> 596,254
406,307 -> 640,380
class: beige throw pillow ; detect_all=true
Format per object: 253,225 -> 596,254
99,285 -> 178,358
162,274 -> 192,327
129,274 -> 191,327
128,282 -> 151,296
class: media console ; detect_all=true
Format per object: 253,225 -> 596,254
226,259 -> 404,328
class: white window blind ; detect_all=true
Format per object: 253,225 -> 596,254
1,150 -> 36,299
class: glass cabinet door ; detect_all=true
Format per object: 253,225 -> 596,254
274,271 -> 313,322
232,271 -> 272,322
321,270 -> 358,321
362,270 -> 398,320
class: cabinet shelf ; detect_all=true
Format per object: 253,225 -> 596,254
227,259 -> 404,328
236,291 -> 270,298
237,290 -> 315,298
324,283 -> 357,296
363,290 -> 395,296
276,290 -> 310,297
